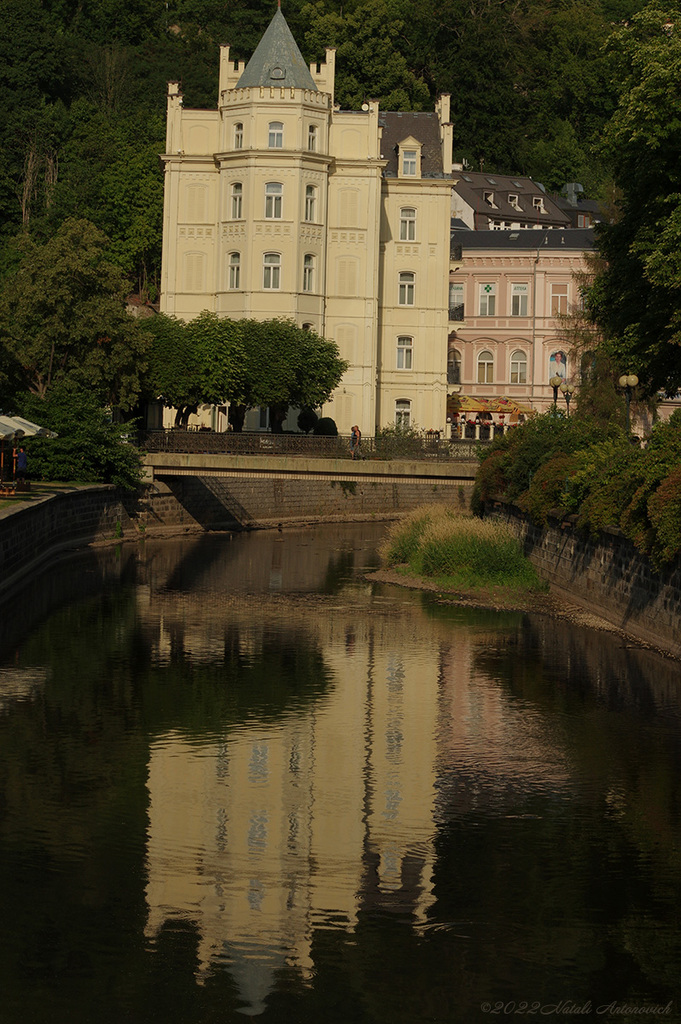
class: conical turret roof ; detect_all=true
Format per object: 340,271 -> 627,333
237,7 -> 317,90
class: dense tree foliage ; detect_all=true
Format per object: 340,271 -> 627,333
586,4 -> 681,397
0,218 -> 151,408
0,0 -> 653,290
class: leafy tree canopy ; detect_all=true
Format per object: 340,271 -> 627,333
588,3 -> 681,396
0,217 -> 150,409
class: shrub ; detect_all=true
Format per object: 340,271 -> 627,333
15,379 -> 143,489
648,468 -> 681,567
313,416 -> 338,436
517,453 -> 579,525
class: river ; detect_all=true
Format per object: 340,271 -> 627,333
0,523 -> 679,1024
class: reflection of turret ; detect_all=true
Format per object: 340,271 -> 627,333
144,614 -> 443,1012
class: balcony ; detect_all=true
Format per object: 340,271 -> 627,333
449,304 -> 465,322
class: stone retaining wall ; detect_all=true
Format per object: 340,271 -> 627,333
486,501 -> 681,659
0,477 -> 473,598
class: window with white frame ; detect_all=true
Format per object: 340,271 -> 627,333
234,122 -> 243,149
402,149 -> 417,175
399,207 -> 416,241
511,282 -> 528,316
551,283 -> 568,315
304,185 -> 316,222
229,252 -> 240,290
477,350 -> 494,384
508,193 -> 521,210
307,124 -> 318,152
303,254 -> 315,292
268,121 -> 283,148
479,283 -> 496,316
399,272 -> 415,306
397,336 -> 413,369
395,399 -> 411,429
510,350 -> 527,384
263,252 -> 281,289
533,195 -> 546,213
265,182 -> 282,219
231,182 -> 243,219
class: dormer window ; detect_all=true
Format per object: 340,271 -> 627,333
398,137 -> 422,178
533,196 -> 546,213
508,194 -> 521,210
270,66 -> 285,80
483,190 -> 496,207
402,150 -> 417,175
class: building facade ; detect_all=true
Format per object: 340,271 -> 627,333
448,229 -> 595,419
160,8 -> 453,435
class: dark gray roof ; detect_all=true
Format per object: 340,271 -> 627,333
453,170 -> 569,227
450,228 -> 595,252
379,112 -> 446,178
237,8 -> 316,90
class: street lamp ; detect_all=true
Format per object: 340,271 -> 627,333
560,381 -> 575,417
618,373 -> 638,433
549,374 -> 563,411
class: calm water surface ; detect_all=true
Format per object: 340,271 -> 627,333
0,523 -> 680,1024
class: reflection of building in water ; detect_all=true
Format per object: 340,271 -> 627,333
144,618 -> 440,1013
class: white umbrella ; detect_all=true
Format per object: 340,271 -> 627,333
0,416 -> 23,439
2,415 -> 58,438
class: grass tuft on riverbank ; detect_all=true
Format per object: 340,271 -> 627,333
380,505 -> 548,594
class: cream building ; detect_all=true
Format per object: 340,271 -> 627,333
160,7 -> 454,435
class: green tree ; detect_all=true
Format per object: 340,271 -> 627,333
16,377 -> 143,487
588,4 -> 681,396
0,218 -> 150,408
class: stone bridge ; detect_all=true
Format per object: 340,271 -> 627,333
142,452 -> 478,529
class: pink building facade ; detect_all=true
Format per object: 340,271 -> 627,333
447,229 -> 593,426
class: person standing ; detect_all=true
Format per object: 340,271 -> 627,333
16,448 -> 28,480
350,425 -> 362,459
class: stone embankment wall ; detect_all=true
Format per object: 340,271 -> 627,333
0,477 -> 472,598
486,500 -> 681,659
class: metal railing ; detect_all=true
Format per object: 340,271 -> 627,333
137,430 -> 489,462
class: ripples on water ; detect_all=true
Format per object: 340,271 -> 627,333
0,523 -> 680,1024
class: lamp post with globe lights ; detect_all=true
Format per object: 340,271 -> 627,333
618,374 -> 638,433
549,374 -> 563,412
560,381 -> 576,417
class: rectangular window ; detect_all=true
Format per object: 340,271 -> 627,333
511,283 -> 528,316
479,283 -> 496,316
268,122 -> 283,148
551,283 -> 568,315
449,282 -> 464,321
399,208 -> 416,241
265,183 -> 282,219
303,255 -> 314,292
402,150 -> 417,175
397,336 -> 413,370
263,254 -> 281,290
399,273 -> 415,306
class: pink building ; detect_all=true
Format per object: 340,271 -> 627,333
447,228 -> 594,426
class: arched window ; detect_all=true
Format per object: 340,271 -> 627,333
510,350 -> 527,384
395,399 -> 411,429
398,272 -> 415,306
397,336 -> 413,370
231,182 -> 243,220
265,182 -> 282,219
228,252 -> 240,290
399,207 -> 416,241
234,122 -> 243,149
307,124 -> 318,152
447,346 -> 461,385
268,121 -> 283,148
304,185 -> 316,222
302,323 -> 313,332
477,350 -> 494,384
303,254 -> 315,292
263,252 -> 281,289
